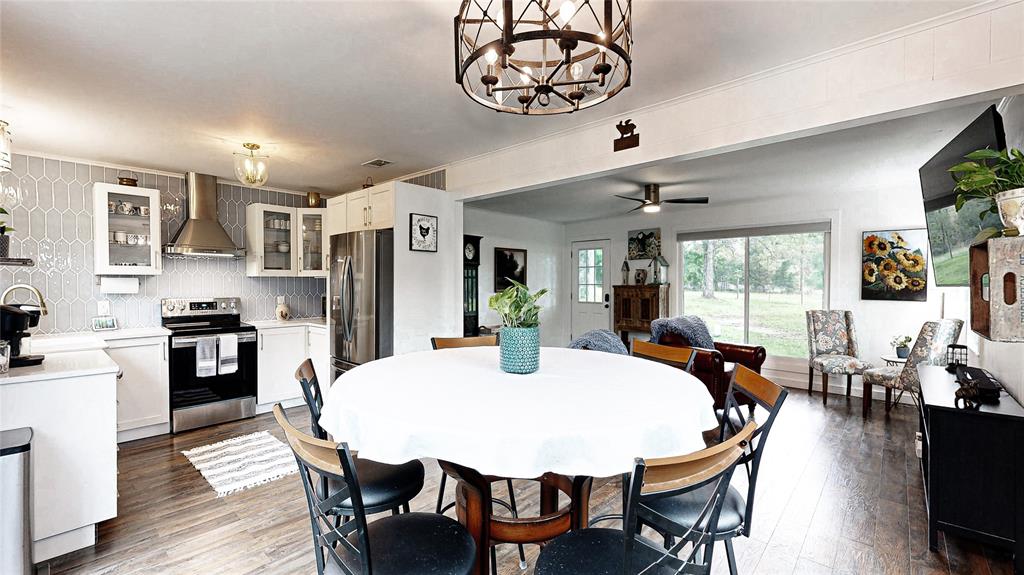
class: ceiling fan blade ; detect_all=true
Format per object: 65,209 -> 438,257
663,197 -> 710,204
614,194 -> 646,204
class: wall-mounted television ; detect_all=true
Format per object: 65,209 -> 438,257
919,105 -> 1006,287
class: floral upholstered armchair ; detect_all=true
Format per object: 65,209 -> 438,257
861,319 -> 963,417
806,310 -> 873,405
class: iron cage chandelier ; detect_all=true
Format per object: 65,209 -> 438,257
455,0 -> 632,115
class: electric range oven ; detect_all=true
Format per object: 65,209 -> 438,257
162,297 -> 257,433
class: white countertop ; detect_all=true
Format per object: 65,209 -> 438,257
1,350 -> 119,385
31,327 -> 173,354
248,317 -> 327,329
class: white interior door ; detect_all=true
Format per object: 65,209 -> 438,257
571,240 -> 611,341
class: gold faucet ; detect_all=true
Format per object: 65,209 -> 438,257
1,283 -> 48,315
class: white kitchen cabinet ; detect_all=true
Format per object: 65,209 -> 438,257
297,208 -> 328,277
326,195 -> 347,237
257,326 -> 307,406
91,183 -> 163,276
245,204 -> 327,278
343,183 -> 395,231
307,325 -> 330,388
106,336 -> 169,436
346,189 -> 369,230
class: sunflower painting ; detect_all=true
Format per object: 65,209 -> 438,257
862,229 -> 929,302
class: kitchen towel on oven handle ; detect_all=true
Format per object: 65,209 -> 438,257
218,333 -> 238,375
196,336 -> 218,378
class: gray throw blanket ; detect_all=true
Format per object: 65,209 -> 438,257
649,316 -> 715,349
567,329 -> 629,355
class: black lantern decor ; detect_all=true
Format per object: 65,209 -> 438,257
945,343 -> 968,373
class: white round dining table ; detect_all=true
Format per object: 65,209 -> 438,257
318,346 -> 718,479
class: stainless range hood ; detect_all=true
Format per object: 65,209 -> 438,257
164,173 -> 245,258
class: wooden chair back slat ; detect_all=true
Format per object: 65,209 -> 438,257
632,339 -> 697,372
273,404 -> 344,475
431,335 -> 498,349
731,365 -> 784,409
642,421 -> 756,494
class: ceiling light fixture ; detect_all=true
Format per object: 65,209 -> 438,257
233,143 -> 270,188
455,0 -> 632,115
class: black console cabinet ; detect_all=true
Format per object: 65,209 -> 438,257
918,366 -> 1024,573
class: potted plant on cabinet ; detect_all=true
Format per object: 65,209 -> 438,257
0,207 -> 13,258
948,147 -> 1024,242
488,279 -> 549,374
891,335 -> 912,359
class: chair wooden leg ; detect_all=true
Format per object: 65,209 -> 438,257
724,539 -> 739,575
885,386 -> 893,413
435,471 -> 447,514
862,381 -> 872,418
846,374 -> 852,397
808,367 -> 814,395
821,373 -> 829,405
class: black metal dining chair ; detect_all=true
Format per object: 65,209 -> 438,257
429,335 -> 527,573
639,365 -> 788,575
534,421 -> 758,575
295,359 -> 425,518
273,404 -> 476,575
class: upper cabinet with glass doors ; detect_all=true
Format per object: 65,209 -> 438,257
91,183 -> 163,276
245,203 -> 327,278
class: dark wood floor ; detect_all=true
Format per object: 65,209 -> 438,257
43,389 -> 1014,575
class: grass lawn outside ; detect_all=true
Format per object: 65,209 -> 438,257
933,248 -> 969,287
681,289 -> 823,358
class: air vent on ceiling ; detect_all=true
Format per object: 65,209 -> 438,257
361,158 -> 393,168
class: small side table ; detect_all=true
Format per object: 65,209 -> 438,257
881,354 -> 908,367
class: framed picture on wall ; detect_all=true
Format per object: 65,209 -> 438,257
409,213 -> 438,252
627,228 -> 661,260
862,228 -> 929,302
494,247 -> 527,291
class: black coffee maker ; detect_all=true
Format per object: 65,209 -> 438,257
1,304 -> 45,367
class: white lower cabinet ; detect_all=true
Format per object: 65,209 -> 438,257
307,326 -> 330,388
107,336 -> 169,440
257,326 -> 308,407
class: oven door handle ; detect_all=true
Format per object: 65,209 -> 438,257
171,332 -> 257,348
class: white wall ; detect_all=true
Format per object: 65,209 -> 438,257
463,206 -> 569,347
564,175 -> 971,395
392,182 -> 460,354
446,2 -> 1024,202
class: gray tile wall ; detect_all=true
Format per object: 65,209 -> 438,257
0,153 -> 326,334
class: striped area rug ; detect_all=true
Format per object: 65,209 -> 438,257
182,431 -> 298,497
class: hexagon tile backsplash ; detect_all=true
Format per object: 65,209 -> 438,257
0,153 -> 326,334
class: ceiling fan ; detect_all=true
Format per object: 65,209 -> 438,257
616,184 -> 709,214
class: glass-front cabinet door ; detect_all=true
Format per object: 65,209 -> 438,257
92,183 -> 163,275
297,208 -> 327,277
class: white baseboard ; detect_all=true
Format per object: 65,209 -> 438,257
117,422 -> 171,443
255,396 -> 306,414
767,369 -> 914,406
34,525 -> 95,562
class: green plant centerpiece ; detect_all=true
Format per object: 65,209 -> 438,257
488,279 -> 549,374
948,147 -> 1024,241
0,207 -> 14,258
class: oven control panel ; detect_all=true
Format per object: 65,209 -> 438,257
161,297 -> 241,318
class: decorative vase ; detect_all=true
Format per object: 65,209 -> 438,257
499,326 -> 540,374
0,235 -> 8,259
896,345 -> 910,359
634,269 -> 648,285
995,188 -> 1024,235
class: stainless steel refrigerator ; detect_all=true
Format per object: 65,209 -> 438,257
330,229 -> 394,381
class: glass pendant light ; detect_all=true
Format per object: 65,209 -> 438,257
0,121 -> 12,174
233,143 -> 270,187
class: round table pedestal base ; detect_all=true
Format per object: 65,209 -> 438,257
441,461 -> 593,575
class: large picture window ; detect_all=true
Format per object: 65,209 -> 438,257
679,223 -> 830,358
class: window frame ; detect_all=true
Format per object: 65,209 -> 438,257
676,222 -> 832,357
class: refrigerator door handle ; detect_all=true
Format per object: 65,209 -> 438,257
344,255 -> 356,341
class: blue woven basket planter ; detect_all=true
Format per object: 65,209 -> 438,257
499,327 -> 540,374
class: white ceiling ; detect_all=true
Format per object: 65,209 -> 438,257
466,100 -> 1001,222
1,1 -> 976,193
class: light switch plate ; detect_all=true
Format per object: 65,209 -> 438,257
97,300 -> 111,316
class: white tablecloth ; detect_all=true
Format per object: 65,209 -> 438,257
319,347 -> 718,479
